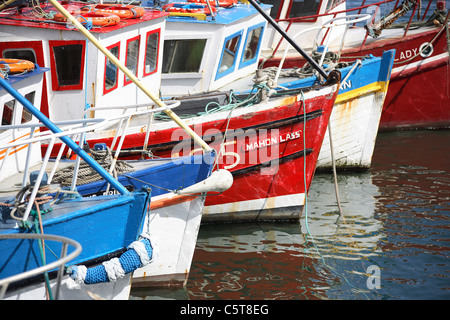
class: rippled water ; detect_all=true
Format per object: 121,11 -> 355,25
131,130 -> 449,300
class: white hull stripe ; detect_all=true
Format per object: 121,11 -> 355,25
391,52 -> 449,77
203,193 -> 306,215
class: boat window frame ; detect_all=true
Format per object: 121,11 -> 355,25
103,41 -> 121,95
0,41 -> 50,118
161,37 -> 209,77
215,30 -> 244,81
286,0 -> 323,22
48,40 -> 86,91
143,28 -> 161,78
238,22 -> 266,70
1,99 -> 16,127
124,35 -> 141,86
1,48 -> 37,64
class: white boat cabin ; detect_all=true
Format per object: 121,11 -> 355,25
159,2 -> 272,96
0,3 -> 168,122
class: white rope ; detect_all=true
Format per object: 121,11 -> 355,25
69,265 -> 87,284
128,241 -> 151,266
102,257 -> 125,282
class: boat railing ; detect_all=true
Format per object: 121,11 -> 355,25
272,13 -> 371,86
81,100 -> 181,157
0,118 -> 108,221
77,100 -> 181,193
0,233 -> 82,300
273,0 -> 446,56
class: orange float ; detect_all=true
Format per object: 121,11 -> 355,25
0,58 -> 35,76
80,4 -> 145,19
53,11 -> 120,27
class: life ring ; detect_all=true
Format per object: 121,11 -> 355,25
162,2 -> 217,15
53,11 -> 120,27
188,0 -> 238,8
0,58 -> 35,75
80,4 -> 145,19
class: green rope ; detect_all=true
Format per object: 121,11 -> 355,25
34,216 -> 54,300
154,86 -> 265,121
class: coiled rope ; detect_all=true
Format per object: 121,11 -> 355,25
154,88 -> 262,121
52,146 -> 135,186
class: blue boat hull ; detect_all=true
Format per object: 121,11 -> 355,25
0,189 -> 151,280
73,152 -> 214,198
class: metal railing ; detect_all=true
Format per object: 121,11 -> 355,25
272,0 -> 444,56
272,13 -> 371,85
0,233 -> 82,300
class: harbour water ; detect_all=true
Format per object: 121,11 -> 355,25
130,129 -> 450,300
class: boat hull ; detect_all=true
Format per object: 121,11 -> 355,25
273,51 -> 395,170
81,78 -> 340,222
132,195 -> 206,287
0,190 -> 151,300
65,153 -> 214,287
1,273 -> 133,300
263,26 -> 450,130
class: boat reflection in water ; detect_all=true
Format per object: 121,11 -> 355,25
130,130 -> 449,300
131,171 -> 384,300
185,172 -> 382,300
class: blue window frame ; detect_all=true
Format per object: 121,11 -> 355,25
215,30 -> 243,80
239,22 -> 265,70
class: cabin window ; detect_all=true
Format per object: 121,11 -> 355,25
326,0 -> 344,11
104,42 -> 120,94
144,29 -> 160,77
49,40 -> 85,91
162,39 -> 206,74
288,0 -> 321,18
239,24 -> 265,69
3,49 -> 36,63
21,92 -> 34,124
216,31 -> 243,80
261,0 -> 284,19
1,100 -> 15,126
0,93 -> 34,129
124,36 -> 140,85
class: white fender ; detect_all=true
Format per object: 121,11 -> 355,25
177,169 -> 233,195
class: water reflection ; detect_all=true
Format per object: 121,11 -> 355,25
130,130 -> 450,300
182,171 -> 385,300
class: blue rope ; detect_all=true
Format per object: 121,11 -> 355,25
68,238 -> 153,284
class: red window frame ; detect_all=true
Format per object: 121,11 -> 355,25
48,40 -> 86,91
124,35 -> 141,86
286,0 -> 323,23
143,28 -> 160,77
103,41 -> 121,95
0,40 -> 50,118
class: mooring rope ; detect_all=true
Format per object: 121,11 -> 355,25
52,147 -> 135,186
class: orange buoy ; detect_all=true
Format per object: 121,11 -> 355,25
0,58 -> 35,75
162,2 -> 217,15
54,11 -> 120,26
80,4 -> 145,19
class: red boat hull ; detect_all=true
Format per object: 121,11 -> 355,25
70,80 -> 339,222
263,27 -> 450,130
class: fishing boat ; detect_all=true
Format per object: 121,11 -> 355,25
0,73 -> 152,299
258,0 -> 450,130
143,0 -> 395,172
0,0 -> 341,222
164,7 -> 394,171
0,0 -> 235,288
